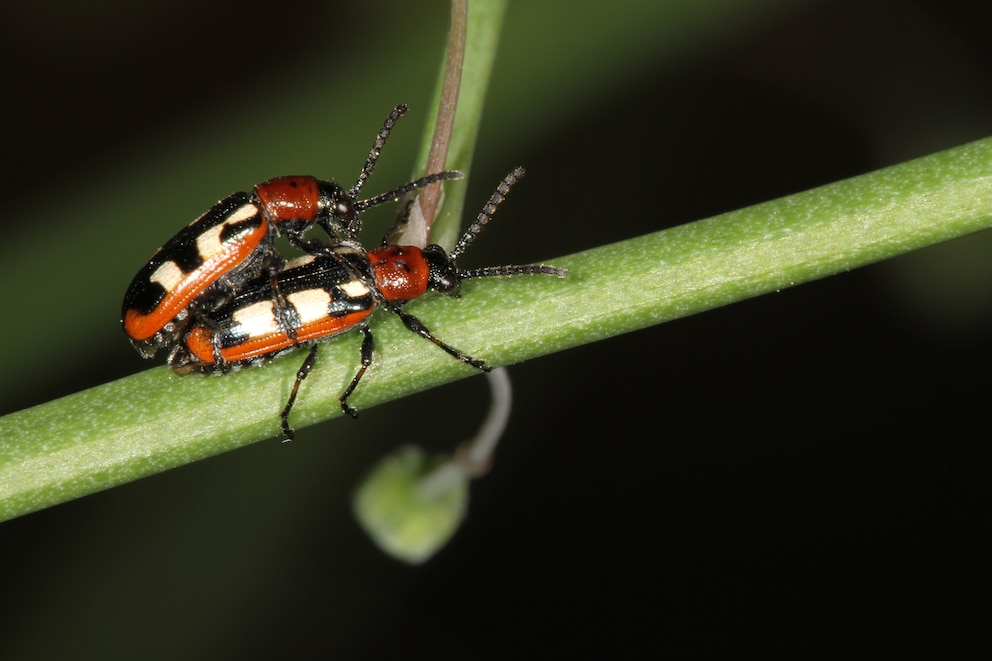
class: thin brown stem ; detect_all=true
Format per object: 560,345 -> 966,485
418,0 -> 467,232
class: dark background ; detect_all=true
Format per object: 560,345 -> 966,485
2,1 -> 990,657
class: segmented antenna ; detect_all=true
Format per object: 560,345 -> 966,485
459,263 -> 567,280
355,171 -> 463,213
453,167 -> 567,280
451,166 -> 525,260
350,104 -> 408,198
343,104 -> 462,240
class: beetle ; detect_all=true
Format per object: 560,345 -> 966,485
168,167 -> 567,440
121,104 -> 461,358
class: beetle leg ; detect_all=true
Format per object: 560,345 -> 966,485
280,344 -> 319,442
390,307 -> 489,371
338,325 -> 374,418
268,270 -> 299,346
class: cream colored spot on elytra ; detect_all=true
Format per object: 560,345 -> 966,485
149,260 -> 185,291
195,223 -> 228,260
340,279 -> 371,298
283,254 -> 317,270
287,289 -> 333,324
232,300 -> 279,337
195,204 -> 258,258
225,202 -> 259,223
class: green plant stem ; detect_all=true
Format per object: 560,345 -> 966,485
2,136 -> 992,521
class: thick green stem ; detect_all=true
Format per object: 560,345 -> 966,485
3,136 -> 992,521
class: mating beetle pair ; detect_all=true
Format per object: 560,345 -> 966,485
122,106 -> 566,440
122,105 -> 458,358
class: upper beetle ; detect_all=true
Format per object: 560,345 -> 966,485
121,104 -> 461,358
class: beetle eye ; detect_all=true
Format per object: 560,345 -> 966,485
335,199 -> 354,218
436,275 -> 458,294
